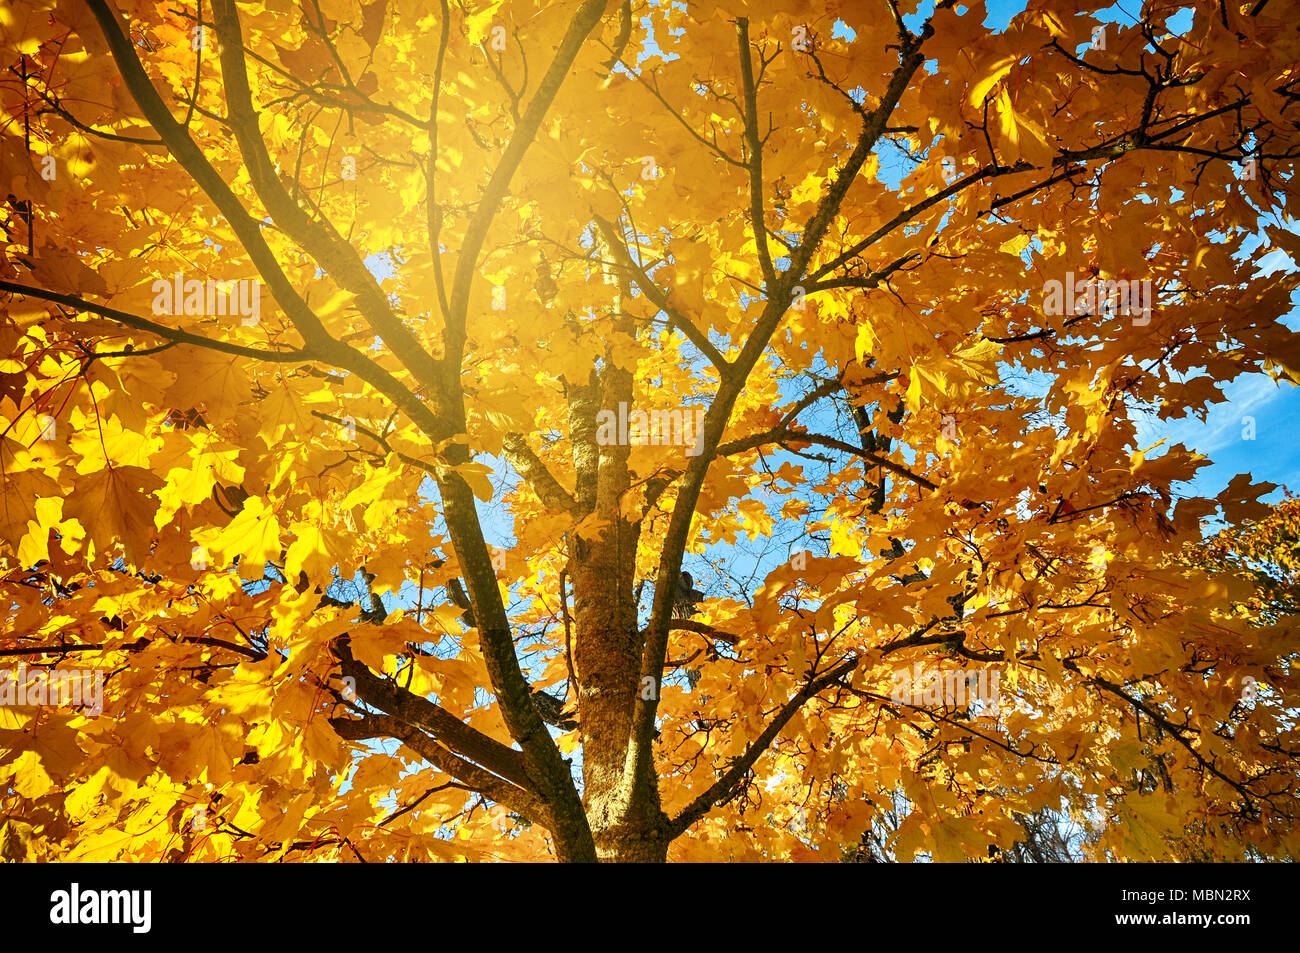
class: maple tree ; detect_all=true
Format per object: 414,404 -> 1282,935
1183,494 -> 1300,622
1,0 -> 1298,864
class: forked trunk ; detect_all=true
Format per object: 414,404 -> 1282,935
569,517 -> 671,861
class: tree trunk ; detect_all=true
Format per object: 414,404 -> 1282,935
565,291 -> 672,861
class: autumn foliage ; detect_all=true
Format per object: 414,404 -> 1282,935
1,0 -> 1298,862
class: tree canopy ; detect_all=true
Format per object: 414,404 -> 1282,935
1,0 -> 1298,863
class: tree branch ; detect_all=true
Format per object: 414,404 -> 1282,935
737,18 -> 776,289
81,0 -> 441,441
209,0 -> 446,397
336,645 -> 535,792
625,35 -> 935,811
0,280 -> 308,363
443,0 -> 607,366
330,713 -> 548,823
503,433 -> 579,515
593,214 -> 730,374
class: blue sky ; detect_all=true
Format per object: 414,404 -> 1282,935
1132,247 -> 1300,503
